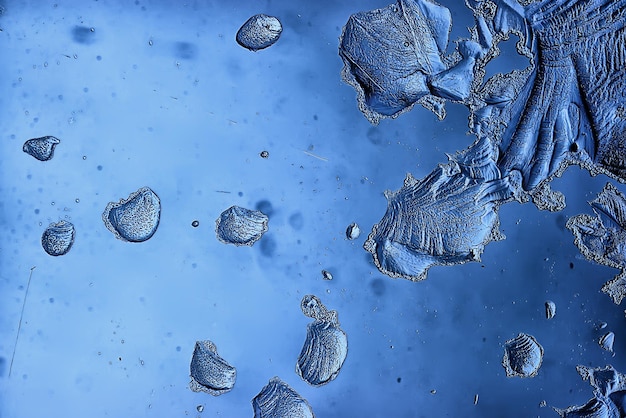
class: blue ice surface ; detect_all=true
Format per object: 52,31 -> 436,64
0,0 -> 625,417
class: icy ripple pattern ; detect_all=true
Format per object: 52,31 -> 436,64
189,340 -> 236,396
102,187 -> 161,242
364,137 -> 518,281
215,205 -> 269,247
296,295 -> 348,387
555,365 -> 626,417
567,183 -> 626,304
41,220 -> 75,256
236,14 -> 282,51
341,0 -> 626,282
502,333 -> 543,378
252,376 -> 315,418
23,136 -> 60,161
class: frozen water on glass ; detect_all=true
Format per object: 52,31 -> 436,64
1,0 -> 626,417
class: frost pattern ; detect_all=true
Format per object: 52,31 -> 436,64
567,183 -> 626,304
554,365 -> 626,417
341,0 -> 626,282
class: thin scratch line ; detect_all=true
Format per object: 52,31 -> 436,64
9,266 -> 35,378
302,150 -> 328,162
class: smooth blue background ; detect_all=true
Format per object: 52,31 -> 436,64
0,1 -> 624,417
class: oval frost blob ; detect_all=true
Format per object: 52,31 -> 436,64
189,340 -> 236,396
23,136 -> 60,161
41,220 -> 75,256
296,295 -> 348,387
236,14 -> 282,51
215,205 -> 268,246
502,333 -> 543,378
102,187 -> 161,242
252,377 -> 314,418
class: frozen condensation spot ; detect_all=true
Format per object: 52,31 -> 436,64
599,332 -> 615,354
252,376 -> 315,418
364,137 -> 517,281
189,340 -> 236,396
567,183 -> 626,304
545,300 -> 556,320
22,136 -> 60,161
102,187 -> 161,242
345,223 -> 361,240
338,0 -> 454,124
215,206 -> 269,246
41,220 -> 75,256
236,14 -> 282,52
502,333 -> 543,378
296,295 -> 348,387
554,365 -> 626,417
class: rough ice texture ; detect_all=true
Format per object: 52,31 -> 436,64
554,365 -> 626,417
341,0 -> 626,281
22,136 -> 60,161
364,137 -> 518,281
296,295 -> 348,387
189,340 -> 236,396
567,183 -> 626,304
236,14 -> 282,52
338,0 -> 454,124
41,220 -> 75,256
215,205 -> 269,247
252,376 -> 315,418
502,333 -> 543,378
102,187 -> 161,242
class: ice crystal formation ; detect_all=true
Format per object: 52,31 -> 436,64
102,187 -> 161,242
22,136 -> 60,161
189,340 -> 236,396
252,376 -> 315,418
554,365 -> 626,417
364,136 -> 518,280
215,205 -> 269,247
296,295 -> 348,387
568,183 -> 626,304
236,14 -> 282,51
341,0 -> 626,283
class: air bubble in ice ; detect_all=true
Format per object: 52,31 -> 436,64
41,220 -> 75,256
252,376 -> 314,418
22,136 -> 60,161
502,333 -> 543,378
102,187 -> 161,242
189,340 -> 236,396
236,14 -> 282,52
215,205 -> 268,247
296,295 -> 347,387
